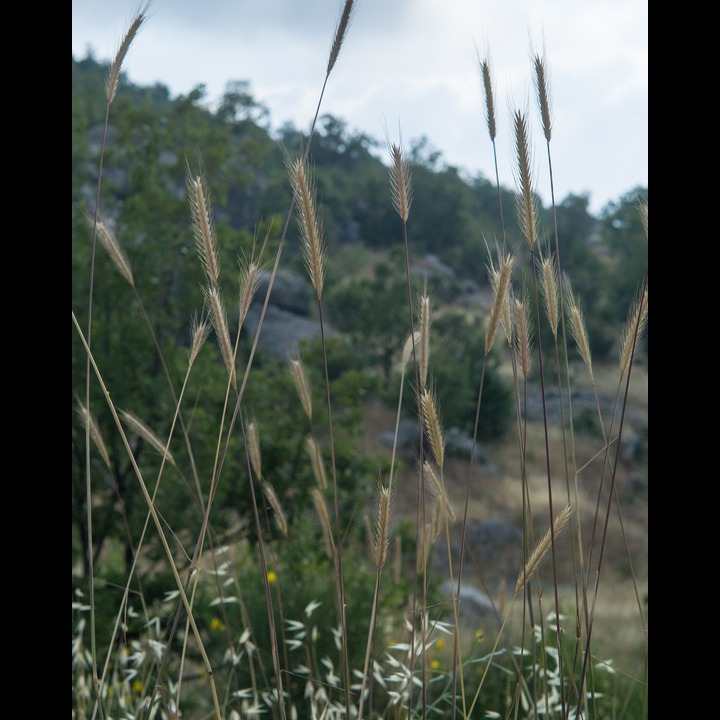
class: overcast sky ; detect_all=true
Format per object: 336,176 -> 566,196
72,0 -> 647,215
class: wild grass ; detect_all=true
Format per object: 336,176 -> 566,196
72,3 -> 647,719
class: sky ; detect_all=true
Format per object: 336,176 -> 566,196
71,0 -> 647,216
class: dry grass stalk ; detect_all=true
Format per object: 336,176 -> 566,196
105,3 -> 150,105
533,53 -> 553,142
262,480 -> 288,537
312,488 -> 335,561
419,294 -> 431,390
421,388 -> 445,470
119,409 -> 176,466
389,143 -> 413,223
513,297 -> 533,380
306,436 -> 328,491
188,173 -> 220,286
480,58 -> 497,141
424,461 -> 455,522
564,279 -> 593,380
290,359 -> 312,420
204,284 -> 236,389
538,254 -> 560,338
327,0 -> 355,75
513,110 -> 538,250
76,400 -> 111,469
485,250 -> 516,356
247,421 -> 262,479
96,220 -> 134,287
619,288 -> 648,377
289,157 -> 325,299
189,314 -> 211,366
373,484 -> 393,569
515,504 -> 572,596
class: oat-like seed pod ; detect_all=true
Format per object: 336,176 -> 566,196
402,331 -> 421,367
204,284 -> 236,389
424,461 -> 455,522
389,143 -> 413,223
513,110 -> 538,251
619,288 -> 648,377
306,436 -> 327,491
290,359 -> 312,420
289,158 -> 325,299
238,262 -> 261,331
188,173 -> 220,286
640,201 -> 648,241
515,504 -> 571,596
421,389 -> 445,470
189,315 -> 211,366
247,421 -> 262,479
262,480 -> 288,537
327,0 -> 355,75
373,484 -> 392,569
105,5 -> 149,105
96,220 -> 134,287
533,53 -> 553,142
485,251 -> 515,356
564,279 -> 593,381
76,400 -> 111,469
480,58 -> 497,141
120,409 -> 176,466
538,254 -> 559,339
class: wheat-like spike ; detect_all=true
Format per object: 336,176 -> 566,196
538,253 -> 560,339
389,142 -> 413,223
563,278 -> 593,381
373,483 -> 393,569
105,3 -> 150,105
188,172 -> 220,286
120,409 -> 176,466
262,480 -> 288,538
327,0 -> 355,75
188,314 -> 211,366
424,461 -> 455,522
290,359 -> 312,420
533,53 -> 553,142
204,284 -> 236,389
247,421 -> 262,480
513,297 -> 533,381
289,157 -> 325,299
515,504 -> 572,596
312,488 -> 336,561
421,388 -> 445,470
480,57 -> 497,141
419,294 -> 431,390
238,261 -> 261,331
485,250 -> 516,356
619,288 -> 648,377
306,436 -> 328,491
513,109 -> 538,250
96,220 -> 135,287
76,400 -> 111,470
